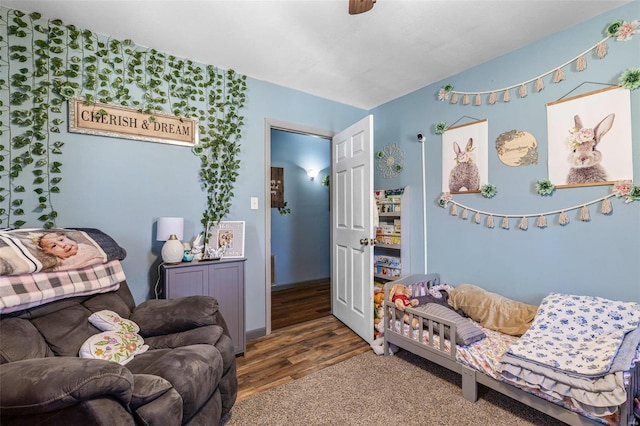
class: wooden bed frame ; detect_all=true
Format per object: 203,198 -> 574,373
383,273 -> 639,426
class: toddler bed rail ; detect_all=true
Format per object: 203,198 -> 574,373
383,273 -> 639,426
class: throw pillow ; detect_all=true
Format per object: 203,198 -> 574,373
448,284 -> 538,336
81,310 -> 148,365
79,329 -> 148,365
414,303 -> 485,345
89,310 -> 140,333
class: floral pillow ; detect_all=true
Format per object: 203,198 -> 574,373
88,310 -> 140,333
80,310 -> 148,365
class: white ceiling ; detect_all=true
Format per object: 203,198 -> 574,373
4,0 -> 631,110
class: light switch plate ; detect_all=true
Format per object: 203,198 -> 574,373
250,197 -> 259,210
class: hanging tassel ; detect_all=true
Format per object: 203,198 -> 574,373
488,92 -> 497,105
518,216 -> 528,230
450,204 -> 458,216
601,198 -> 612,215
462,94 -> 470,105
552,68 -> 565,83
595,41 -> 608,59
486,215 -> 494,229
501,216 -> 510,230
575,55 -> 587,71
502,89 -> 511,102
534,77 -> 545,92
474,94 -> 482,106
536,215 -> 547,229
474,211 -> 481,224
450,93 -> 459,104
579,205 -> 591,222
558,211 -> 570,226
518,84 -> 528,98
461,208 -> 469,220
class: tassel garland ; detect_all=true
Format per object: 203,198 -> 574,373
450,93 -> 459,104
552,68 -> 565,83
488,92 -> 497,105
558,211 -> 570,226
579,205 -> 590,222
596,41 -> 608,58
474,94 -> 482,106
518,84 -> 528,98
501,216 -> 510,230
462,94 -> 470,105
486,215 -> 495,229
576,55 -> 587,71
440,190 -> 620,230
534,77 -> 545,92
502,89 -> 511,103
518,216 -> 528,230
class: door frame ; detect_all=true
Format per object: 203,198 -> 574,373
264,118 -> 334,335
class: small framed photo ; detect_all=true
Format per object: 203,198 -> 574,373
206,221 -> 245,258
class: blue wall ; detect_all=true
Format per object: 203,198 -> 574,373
371,2 -> 640,304
1,3 -> 638,339
0,5 -> 367,334
271,130 -> 330,287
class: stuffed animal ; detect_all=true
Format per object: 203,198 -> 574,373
370,319 -> 398,356
388,283 -> 420,328
389,283 -> 419,310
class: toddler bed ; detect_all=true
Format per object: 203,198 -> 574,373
383,273 -> 640,426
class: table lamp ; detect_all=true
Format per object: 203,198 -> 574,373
157,217 -> 184,264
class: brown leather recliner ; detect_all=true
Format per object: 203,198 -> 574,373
0,280 -> 237,426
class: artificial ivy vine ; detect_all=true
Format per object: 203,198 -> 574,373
0,8 -> 247,230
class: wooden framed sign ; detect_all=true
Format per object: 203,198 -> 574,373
68,98 -> 198,147
271,167 -> 284,208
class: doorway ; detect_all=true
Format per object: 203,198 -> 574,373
264,120 -> 334,335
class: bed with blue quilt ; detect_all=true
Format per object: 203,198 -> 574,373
383,273 -> 640,426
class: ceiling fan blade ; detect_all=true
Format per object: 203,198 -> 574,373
349,0 -> 375,15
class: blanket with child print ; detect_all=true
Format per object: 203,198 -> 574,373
0,228 -> 117,276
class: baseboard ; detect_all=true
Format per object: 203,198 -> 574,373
272,277 -> 330,292
246,327 -> 266,341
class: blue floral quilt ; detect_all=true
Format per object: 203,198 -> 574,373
505,293 -> 640,377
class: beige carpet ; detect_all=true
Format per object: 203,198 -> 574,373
226,349 -> 570,426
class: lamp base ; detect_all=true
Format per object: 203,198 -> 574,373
162,235 -> 184,264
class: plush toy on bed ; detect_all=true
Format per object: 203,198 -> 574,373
389,283 -> 421,328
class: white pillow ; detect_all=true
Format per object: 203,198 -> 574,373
89,310 -> 140,333
81,310 -> 148,365
79,329 -> 149,365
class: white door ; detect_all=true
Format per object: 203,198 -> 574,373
331,115 -> 374,343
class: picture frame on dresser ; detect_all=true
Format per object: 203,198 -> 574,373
206,220 -> 245,258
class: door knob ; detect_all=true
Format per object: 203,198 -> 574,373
359,238 -> 369,246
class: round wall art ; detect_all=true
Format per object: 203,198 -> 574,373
377,142 -> 404,178
495,130 -> 538,166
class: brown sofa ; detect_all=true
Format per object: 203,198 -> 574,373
0,280 -> 237,426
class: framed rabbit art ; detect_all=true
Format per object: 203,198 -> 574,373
442,119 -> 489,194
546,86 -> 633,187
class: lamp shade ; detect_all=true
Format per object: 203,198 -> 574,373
156,217 -> 184,241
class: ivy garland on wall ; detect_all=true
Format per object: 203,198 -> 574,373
0,8 -> 247,230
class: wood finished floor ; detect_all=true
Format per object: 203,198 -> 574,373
270,280 -> 332,330
235,282 -> 370,402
